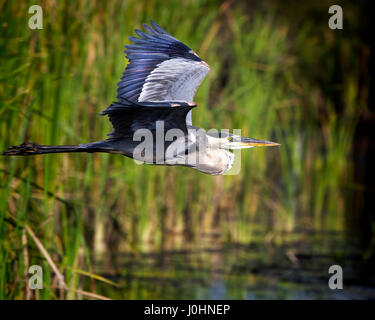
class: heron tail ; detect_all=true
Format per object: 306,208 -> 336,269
2,142 -> 80,156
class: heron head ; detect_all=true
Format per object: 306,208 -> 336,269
221,135 -> 280,150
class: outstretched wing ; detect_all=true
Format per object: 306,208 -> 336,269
116,20 -> 210,124
102,99 -> 196,138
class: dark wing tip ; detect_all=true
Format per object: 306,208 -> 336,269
149,20 -> 168,34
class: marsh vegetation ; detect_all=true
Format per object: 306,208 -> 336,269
0,0 -> 373,299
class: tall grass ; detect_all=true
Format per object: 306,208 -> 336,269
0,0 -> 367,299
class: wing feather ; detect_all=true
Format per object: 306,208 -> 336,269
116,20 -> 209,125
102,99 -> 196,138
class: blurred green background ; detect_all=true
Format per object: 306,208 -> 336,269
0,0 -> 374,299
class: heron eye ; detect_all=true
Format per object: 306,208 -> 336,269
228,137 -> 233,141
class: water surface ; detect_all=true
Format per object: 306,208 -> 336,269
93,232 -> 375,299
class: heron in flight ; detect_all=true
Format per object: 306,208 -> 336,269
2,21 -> 279,175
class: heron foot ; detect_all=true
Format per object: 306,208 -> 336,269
2,142 -> 41,156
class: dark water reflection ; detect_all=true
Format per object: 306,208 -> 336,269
94,232 -> 375,299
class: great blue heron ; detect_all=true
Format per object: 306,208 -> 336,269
2,20 -> 279,175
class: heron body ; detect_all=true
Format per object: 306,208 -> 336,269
77,125 -> 235,175
2,21 -> 279,175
